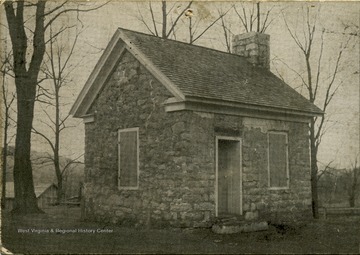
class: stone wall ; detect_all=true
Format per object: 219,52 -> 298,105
241,118 -> 312,222
84,50 -> 217,227
83,49 -> 312,227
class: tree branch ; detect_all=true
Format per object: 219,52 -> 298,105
283,11 -> 306,53
274,58 -> 309,90
192,8 -> 230,44
218,9 -> 231,53
317,160 -> 334,180
61,154 -> 84,175
260,6 -> 274,33
136,4 -> 156,36
166,1 -> 193,38
149,2 -> 159,37
43,0 -> 69,17
32,127 -> 56,153
44,1 -> 109,30
234,5 -> 247,32
313,29 -> 324,99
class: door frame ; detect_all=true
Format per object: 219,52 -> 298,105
215,136 -> 243,217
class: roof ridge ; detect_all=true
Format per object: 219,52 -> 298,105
117,26 -> 253,63
71,27 -> 323,118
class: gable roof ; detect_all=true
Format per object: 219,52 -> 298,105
70,28 -> 323,118
5,182 -> 57,199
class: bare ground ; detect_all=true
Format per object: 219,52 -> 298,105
1,206 -> 360,254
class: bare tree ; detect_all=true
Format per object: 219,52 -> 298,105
325,21 -> 359,37
3,0 -> 107,214
281,6 -> 353,218
317,160 -> 335,181
346,156 -> 360,207
217,3 -> 274,53
184,6 -> 230,45
233,2 -> 274,33
136,1 -> 193,39
0,51 -> 16,209
218,8 -> 232,53
32,25 -> 84,203
136,1 -> 228,44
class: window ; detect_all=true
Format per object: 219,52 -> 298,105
118,128 -> 139,189
267,132 -> 289,189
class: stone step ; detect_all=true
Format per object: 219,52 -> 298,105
216,214 -> 245,221
212,220 -> 268,234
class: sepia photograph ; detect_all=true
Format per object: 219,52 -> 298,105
0,0 -> 359,254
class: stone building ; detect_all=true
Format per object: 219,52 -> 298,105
70,28 -> 323,227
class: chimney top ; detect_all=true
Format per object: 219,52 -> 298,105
232,32 -> 270,70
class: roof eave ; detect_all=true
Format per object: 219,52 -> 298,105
186,96 -> 323,117
70,29 -> 123,118
165,96 -> 323,123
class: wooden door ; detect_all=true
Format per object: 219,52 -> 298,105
216,137 -> 242,216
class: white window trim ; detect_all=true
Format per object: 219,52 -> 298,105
267,131 -> 289,190
215,136 -> 243,217
118,127 -> 140,190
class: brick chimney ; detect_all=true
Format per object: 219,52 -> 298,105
232,32 -> 270,70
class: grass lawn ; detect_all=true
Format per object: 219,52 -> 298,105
1,206 -> 360,254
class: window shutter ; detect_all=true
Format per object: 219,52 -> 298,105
268,132 -> 288,188
118,128 -> 139,189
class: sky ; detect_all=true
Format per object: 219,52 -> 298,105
1,1 -> 359,169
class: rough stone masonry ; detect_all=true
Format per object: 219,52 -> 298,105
82,50 -> 312,228
232,32 -> 270,69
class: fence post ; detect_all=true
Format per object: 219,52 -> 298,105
80,182 -> 85,221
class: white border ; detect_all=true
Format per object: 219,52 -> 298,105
267,131 -> 290,190
118,127 -> 140,190
215,136 -> 242,217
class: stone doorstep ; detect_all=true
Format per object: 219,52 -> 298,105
212,220 -> 268,235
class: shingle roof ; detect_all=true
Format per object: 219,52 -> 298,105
120,28 -> 322,115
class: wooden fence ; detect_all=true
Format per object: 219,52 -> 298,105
320,207 -> 360,218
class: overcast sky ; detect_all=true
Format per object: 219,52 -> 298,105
2,1 -> 359,169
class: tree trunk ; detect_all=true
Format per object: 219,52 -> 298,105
12,77 -> 42,214
349,194 -> 355,207
5,0 -> 46,214
189,17 -> 193,44
54,156 -> 64,202
310,118 -> 319,218
56,173 -> 64,203
162,1 -> 167,38
2,103 -> 9,209
256,2 -> 260,33
349,168 -> 358,207
55,83 -> 64,203
1,147 -> 7,209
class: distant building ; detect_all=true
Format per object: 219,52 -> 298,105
5,182 -> 58,210
70,28 -> 323,227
